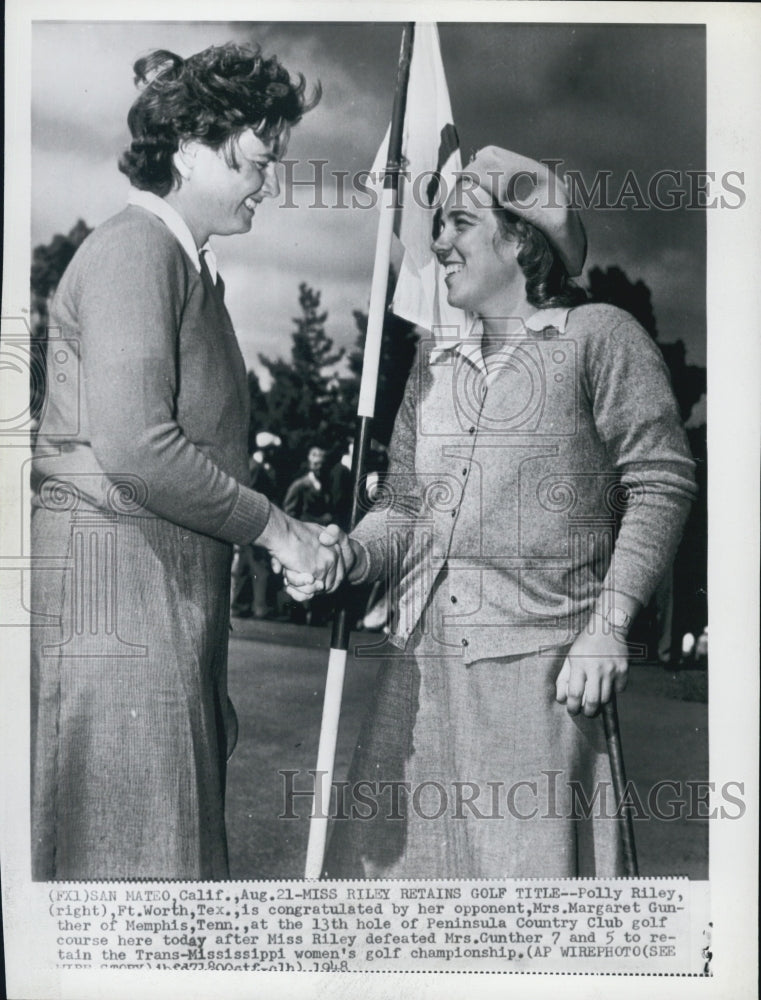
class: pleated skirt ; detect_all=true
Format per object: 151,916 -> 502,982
325,597 -> 624,879
31,505 -> 237,880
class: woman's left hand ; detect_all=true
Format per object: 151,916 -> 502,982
555,627 -> 629,717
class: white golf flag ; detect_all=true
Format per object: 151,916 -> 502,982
372,23 -> 470,340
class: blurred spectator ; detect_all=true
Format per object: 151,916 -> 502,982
329,441 -> 354,531
680,631 -> 696,665
653,568 -> 675,665
694,626 -> 708,667
283,445 -> 332,525
231,432 -> 282,619
358,441 -> 390,632
283,445 -> 333,623
677,626 -> 708,669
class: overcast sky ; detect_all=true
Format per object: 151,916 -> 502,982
32,20 -> 707,378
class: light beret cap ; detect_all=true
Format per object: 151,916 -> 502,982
256,432 -> 281,448
465,147 -> 587,276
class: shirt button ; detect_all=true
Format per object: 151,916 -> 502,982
469,426 -> 476,434
461,638 -> 469,647
462,468 -> 468,476
450,595 -> 458,604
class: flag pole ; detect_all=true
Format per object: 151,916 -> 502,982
304,22 -> 416,880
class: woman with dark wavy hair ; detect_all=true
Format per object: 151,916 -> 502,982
317,148 -> 697,878
30,42 -> 337,880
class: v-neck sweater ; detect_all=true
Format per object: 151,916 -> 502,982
32,205 -> 270,542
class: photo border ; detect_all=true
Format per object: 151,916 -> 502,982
2,2 -> 758,998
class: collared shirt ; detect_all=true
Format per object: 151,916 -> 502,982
127,188 -> 218,283
428,307 -> 571,375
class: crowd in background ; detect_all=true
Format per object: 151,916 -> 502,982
231,433 -> 389,628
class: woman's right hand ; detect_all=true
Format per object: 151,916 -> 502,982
256,505 -> 344,596
268,520 -> 367,602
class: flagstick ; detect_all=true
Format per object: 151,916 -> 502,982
304,23 -> 415,880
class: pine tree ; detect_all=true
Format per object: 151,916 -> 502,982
337,266 -> 419,447
246,369 -> 270,455
586,264 -> 658,337
339,305 -> 419,448
257,282 -> 347,475
585,265 -> 705,423
30,220 -> 92,420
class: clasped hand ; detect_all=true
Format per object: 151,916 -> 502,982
272,524 -> 357,601
258,504 -> 360,601
555,623 -> 629,717
277,523 -> 359,601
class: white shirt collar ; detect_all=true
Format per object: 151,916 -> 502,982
428,307 -> 571,374
127,188 -> 217,283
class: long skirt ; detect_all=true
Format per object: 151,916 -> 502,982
31,505 -> 237,880
325,616 -> 623,878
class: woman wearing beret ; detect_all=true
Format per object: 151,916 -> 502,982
317,148 -> 697,877
30,43 -> 341,879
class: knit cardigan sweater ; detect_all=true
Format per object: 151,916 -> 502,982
351,303 -> 698,662
32,206 -> 271,544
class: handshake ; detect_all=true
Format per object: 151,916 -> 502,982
256,505 -> 366,601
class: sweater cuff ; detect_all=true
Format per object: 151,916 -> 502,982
217,485 -> 272,545
349,536 -> 385,585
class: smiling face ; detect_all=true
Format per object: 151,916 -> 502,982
172,129 -> 281,244
432,184 -> 523,317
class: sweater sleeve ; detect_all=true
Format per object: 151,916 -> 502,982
350,355 -> 424,584
583,307 -> 698,605
75,223 -> 271,544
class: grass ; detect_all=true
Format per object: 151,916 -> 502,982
225,621 -> 709,880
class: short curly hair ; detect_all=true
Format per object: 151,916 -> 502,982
494,209 -> 587,309
119,42 -> 321,196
